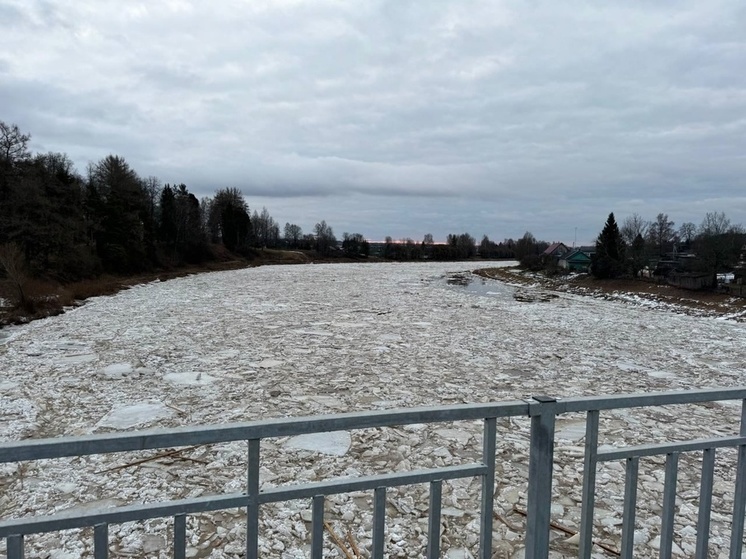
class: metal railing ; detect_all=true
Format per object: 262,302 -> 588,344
1,387 -> 745,558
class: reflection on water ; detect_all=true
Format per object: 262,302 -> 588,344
443,272 -> 514,299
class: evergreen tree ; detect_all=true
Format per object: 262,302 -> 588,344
592,212 -> 626,278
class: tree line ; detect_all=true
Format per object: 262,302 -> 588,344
593,211 -> 745,286
0,121 -> 374,284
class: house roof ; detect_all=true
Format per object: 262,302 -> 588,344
562,249 -> 592,262
543,242 -> 569,256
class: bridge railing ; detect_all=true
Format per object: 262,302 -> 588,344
1,387 -> 745,558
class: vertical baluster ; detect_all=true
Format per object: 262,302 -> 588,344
729,400 -> 746,559
479,417 -> 497,559
620,457 -> 639,559
372,487 -> 386,559
695,448 -> 715,559
7,535 -> 24,559
659,452 -> 679,559
174,514 -> 186,559
94,523 -> 108,559
525,396 -> 557,559
579,410 -> 600,559
427,480 -> 443,559
311,495 -> 325,559
246,438 -> 260,559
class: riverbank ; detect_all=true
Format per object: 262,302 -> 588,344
475,266 -> 746,321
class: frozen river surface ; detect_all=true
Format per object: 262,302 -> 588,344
1,262 -> 745,558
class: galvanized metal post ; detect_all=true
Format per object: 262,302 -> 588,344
660,452 -> 679,559
94,523 -> 108,559
620,457 -> 639,559
427,480 -> 442,559
479,417 -> 497,559
525,396 -> 557,559
311,495 -> 325,559
372,487 -> 386,559
174,514 -> 186,559
695,448 -> 715,559
246,438 -> 260,559
729,400 -> 746,559
579,409 -> 599,559
7,535 -> 24,559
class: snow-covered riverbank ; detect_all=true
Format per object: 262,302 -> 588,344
1,262 -> 744,558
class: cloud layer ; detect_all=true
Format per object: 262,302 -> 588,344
2,0 -> 745,242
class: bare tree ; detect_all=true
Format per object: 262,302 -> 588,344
696,212 -> 745,287
284,223 -> 303,247
698,211 -> 731,237
678,222 -> 697,246
313,220 -> 337,256
0,121 -> 31,163
647,213 -> 675,256
620,213 -> 649,246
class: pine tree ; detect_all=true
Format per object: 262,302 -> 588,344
592,212 -> 626,278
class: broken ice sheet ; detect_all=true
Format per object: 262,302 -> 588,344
284,431 -> 352,456
95,402 -> 173,430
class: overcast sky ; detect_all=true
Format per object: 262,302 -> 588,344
2,1 -> 745,244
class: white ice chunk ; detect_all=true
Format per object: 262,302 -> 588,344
99,363 -> 134,379
284,431 -> 351,456
163,372 -> 216,385
59,353 -> 97,365
96,402 -> 173,430
435,428 -> 473,445
555,420 -> 587,441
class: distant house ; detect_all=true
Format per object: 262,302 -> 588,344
542,242 -> 570,260
668,272 -> 712,291
727,244 -> 746,297
559,249 -> 592,272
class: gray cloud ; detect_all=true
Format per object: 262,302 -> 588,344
1,0 -> 745,243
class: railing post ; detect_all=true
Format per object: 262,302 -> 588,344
479,417 -> 497,559
94,523 -> 108,559
660,452 -> 679,559
695,448 -> 715,559
311,495 -> 325,559
427,480 -> 443,559
7,535 -> 24,559
579,409 -> 599,559
372,487 -> 386,559
729,399 -> 746,559
173,514 -> 186,559
246,438 -> 260,559
620,457 -> 639,559
525,396 -> 557,559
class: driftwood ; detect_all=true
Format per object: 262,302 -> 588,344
493,511 -> 523,532
323,521 -> 356,559
346,529 -> 363,558
94,445 -> 202,474
512,507 -> 620,557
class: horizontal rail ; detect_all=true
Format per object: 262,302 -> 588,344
558,387 -> 746,413
0,464 -> 486,537
598,435 -> 746,462
0,401 -> 528,463
260,463 -> 487,502
0,493 -> 248,538
5,388 -> 746,464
